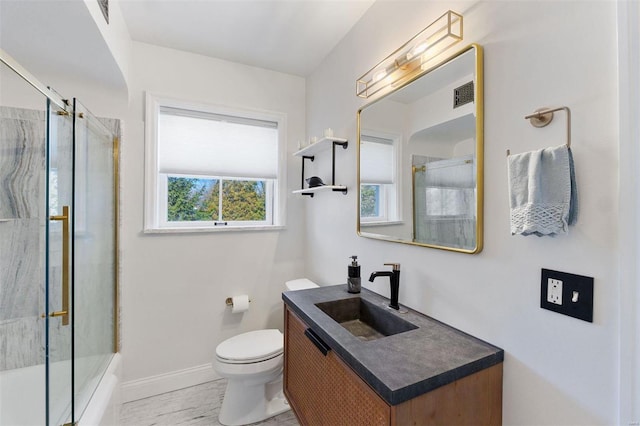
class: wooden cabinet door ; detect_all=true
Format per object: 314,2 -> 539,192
323,350 -> 390,426
285,307 -> 390,426
284,308 -> 329,425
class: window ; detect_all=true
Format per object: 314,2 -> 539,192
144,94 -> 286,232
359,133 -> 399,224
360,184 -> 382,218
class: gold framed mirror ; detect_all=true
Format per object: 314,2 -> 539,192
357,44 -> 483,253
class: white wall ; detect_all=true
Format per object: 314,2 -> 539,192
616,0 -> 640,421
83,0 -> 132,92
306,1 -> 621,424
0,0 -> 128,99
118,42 -> 307,392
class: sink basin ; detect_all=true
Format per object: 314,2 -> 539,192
315,297 -> 418,341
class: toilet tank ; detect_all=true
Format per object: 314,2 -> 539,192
285,278 -> 319,291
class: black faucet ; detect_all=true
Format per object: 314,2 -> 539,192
369,263 -> 401,310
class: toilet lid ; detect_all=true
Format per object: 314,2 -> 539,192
216,329 -> 283,363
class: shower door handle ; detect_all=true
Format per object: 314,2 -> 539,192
50,205 -> 70,326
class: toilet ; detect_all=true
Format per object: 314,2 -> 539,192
213,278 -> 318,426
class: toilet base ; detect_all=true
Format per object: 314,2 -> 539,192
218,375 -> 291,426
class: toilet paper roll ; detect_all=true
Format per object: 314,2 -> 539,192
231,295 -> 250,314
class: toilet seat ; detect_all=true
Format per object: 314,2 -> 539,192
216,329 -> 283,364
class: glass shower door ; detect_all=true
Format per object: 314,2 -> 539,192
72,99 -> 116,421
0,58 -> 50,426
46,98 -> 117,425
46,98 -> 74,426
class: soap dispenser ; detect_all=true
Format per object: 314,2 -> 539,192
347,255 -> 361,294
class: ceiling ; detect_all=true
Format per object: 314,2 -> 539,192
119,0 -> 376,77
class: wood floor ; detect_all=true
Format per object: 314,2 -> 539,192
120,379 -> 299,426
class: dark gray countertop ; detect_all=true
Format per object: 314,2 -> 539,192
283,284 -> 504,405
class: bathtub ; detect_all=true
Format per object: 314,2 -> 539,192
0,353 -> 121,426
79,353 -> 122,426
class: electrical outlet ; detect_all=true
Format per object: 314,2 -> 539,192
547,278 -> 563,305
541,269 -> 594,322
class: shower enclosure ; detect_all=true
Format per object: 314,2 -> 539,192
412,154 -> 476,250
0,51 -> 119,425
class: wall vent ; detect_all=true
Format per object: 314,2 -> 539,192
453,81 -> 474,108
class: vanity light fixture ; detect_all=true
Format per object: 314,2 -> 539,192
356,10 -> 463,99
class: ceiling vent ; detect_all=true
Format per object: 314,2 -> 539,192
453,81 -> 474,108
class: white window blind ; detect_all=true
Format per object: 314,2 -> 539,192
158,107 -> 278,179
360,135 -> 394,184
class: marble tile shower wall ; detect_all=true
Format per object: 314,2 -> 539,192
0,106 -> 48,370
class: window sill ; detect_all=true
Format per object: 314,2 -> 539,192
360,220 -> 403,227
143,225 -> 285,234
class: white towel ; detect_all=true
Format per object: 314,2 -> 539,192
508,145 -> 577,236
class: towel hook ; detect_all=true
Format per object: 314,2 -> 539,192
507,106 -> 572,156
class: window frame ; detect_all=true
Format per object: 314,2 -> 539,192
159,174 -> 275,228
359,131 -> 402,226
144,93 -> 287,233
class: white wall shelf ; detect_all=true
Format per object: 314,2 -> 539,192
292,185 -> 348,195
293,136 -> 348,197
293,136 -> 348,157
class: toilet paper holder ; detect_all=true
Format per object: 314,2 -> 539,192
225,297 -> 252,306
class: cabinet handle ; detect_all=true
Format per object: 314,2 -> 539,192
304,328 -> 331,356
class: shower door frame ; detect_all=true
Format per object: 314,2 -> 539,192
46,96 -> 75,426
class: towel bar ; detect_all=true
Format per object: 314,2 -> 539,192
507,106 -> 571,156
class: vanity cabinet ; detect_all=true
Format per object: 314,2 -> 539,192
284,305 -> 503,426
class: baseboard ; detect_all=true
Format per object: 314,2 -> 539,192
122,363 -> 220,403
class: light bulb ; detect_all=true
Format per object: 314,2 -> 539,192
373,69 -> 387,82
405,43 -> 428,61
412,42 -> 428,56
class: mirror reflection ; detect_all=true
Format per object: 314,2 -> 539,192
357,44 -> 483,253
